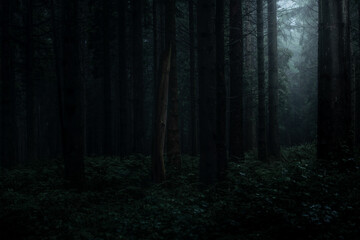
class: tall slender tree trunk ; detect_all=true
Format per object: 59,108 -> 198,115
216,0 -> 227,178
267,0 -> 280,159
132,0 -> 145,153
198,0 -> 217,185
0,0 -> 17,168
166,0 -> 181,168
153,0 -> 162,88
152,0 -> 162,157
152,46 -> 172,183
318,0 -> 352,160
119,0 -> 128,157
62,0 -> 85,185
103,0 -> 112,156
25,0 -> 36,163
132,0 -> 145,154
257,0 -> 267,162
229,0 -> 244,160
160,1 -> 166,50
189,0 -> 197,156
244,1 -> 256,152
355,1 -> 360,149
51,0 -> 65,158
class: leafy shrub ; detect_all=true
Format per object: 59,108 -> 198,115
0,145 -> 359,239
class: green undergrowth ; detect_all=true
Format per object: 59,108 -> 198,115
0,144 -> 360,240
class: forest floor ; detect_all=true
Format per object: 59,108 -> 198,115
0,144 -> 360,240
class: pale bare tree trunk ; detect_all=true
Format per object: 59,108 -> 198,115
152,47 -> 172,183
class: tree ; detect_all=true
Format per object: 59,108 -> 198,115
25,0 -> 36,163
198,0 -> 218,185
62,0 -> 85,185
257,0 -> 267,162
0,0 -> 17,168
166,0 -> 181,168
267,0 -> 280,158
132,0 -> 145,153
229,0 -> 244,160
152,46 -> 172,183
153,0 -> 162,90
119,0 -> 128,157
318,0 -> 352,160
216,0 -> 227,178
189,0 -> 197,156
51,0 -> 65,158
355,1 -> 360,150
243,1 -> 257,152
103,0 -> 113,156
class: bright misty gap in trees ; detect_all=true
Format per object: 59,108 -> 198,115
0,0 -> 359,239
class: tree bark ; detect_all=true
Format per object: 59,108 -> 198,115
152,46 -> 172,183
257,0 -> 267,162
355,1 -> 360,149
244,1 -> 256,152
132,0 -> 145,154
0,0 -> 17,168
229,0 -> 244,160
153,0 -> 162,90
318,0 -> 352,160
103,0 -> 113,156
198,0 -> 218,185
119,0 -> 128,157
216,0 -> 227,179
25,0 -> 36,163
62,0 -> 85,185
267,0 -> 280,159
166,0 -> 181,168
189,0 -> 197,156
51,0 -> 65,159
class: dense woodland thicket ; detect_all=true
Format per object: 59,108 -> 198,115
1,0 -> 360,239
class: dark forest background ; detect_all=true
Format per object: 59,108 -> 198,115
0,0 -> 360,239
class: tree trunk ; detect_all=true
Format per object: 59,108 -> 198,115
257,0 -> 267,162
152,0 -> 162,158
166,0 -> 181,168
119,0 -> 128,157
229,0 -> 244,160
152,46 -> 172,183
189,0 -> 197,156
318,0 -> 352,160
153,0 -> 162,90
243,1 -> 256,152
25,0 -> 36,163
216,0 -> 227,179
51,0 -> 65,158
198,0 -> 218,185
0,0 -> 17,168
355,1 -> 360,149
62,0 -> 85,185
103,0 -> 113,156
132,0 -> 145,154
267,0 -> 280,159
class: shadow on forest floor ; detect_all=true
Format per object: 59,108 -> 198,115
0,144 -> 359,240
